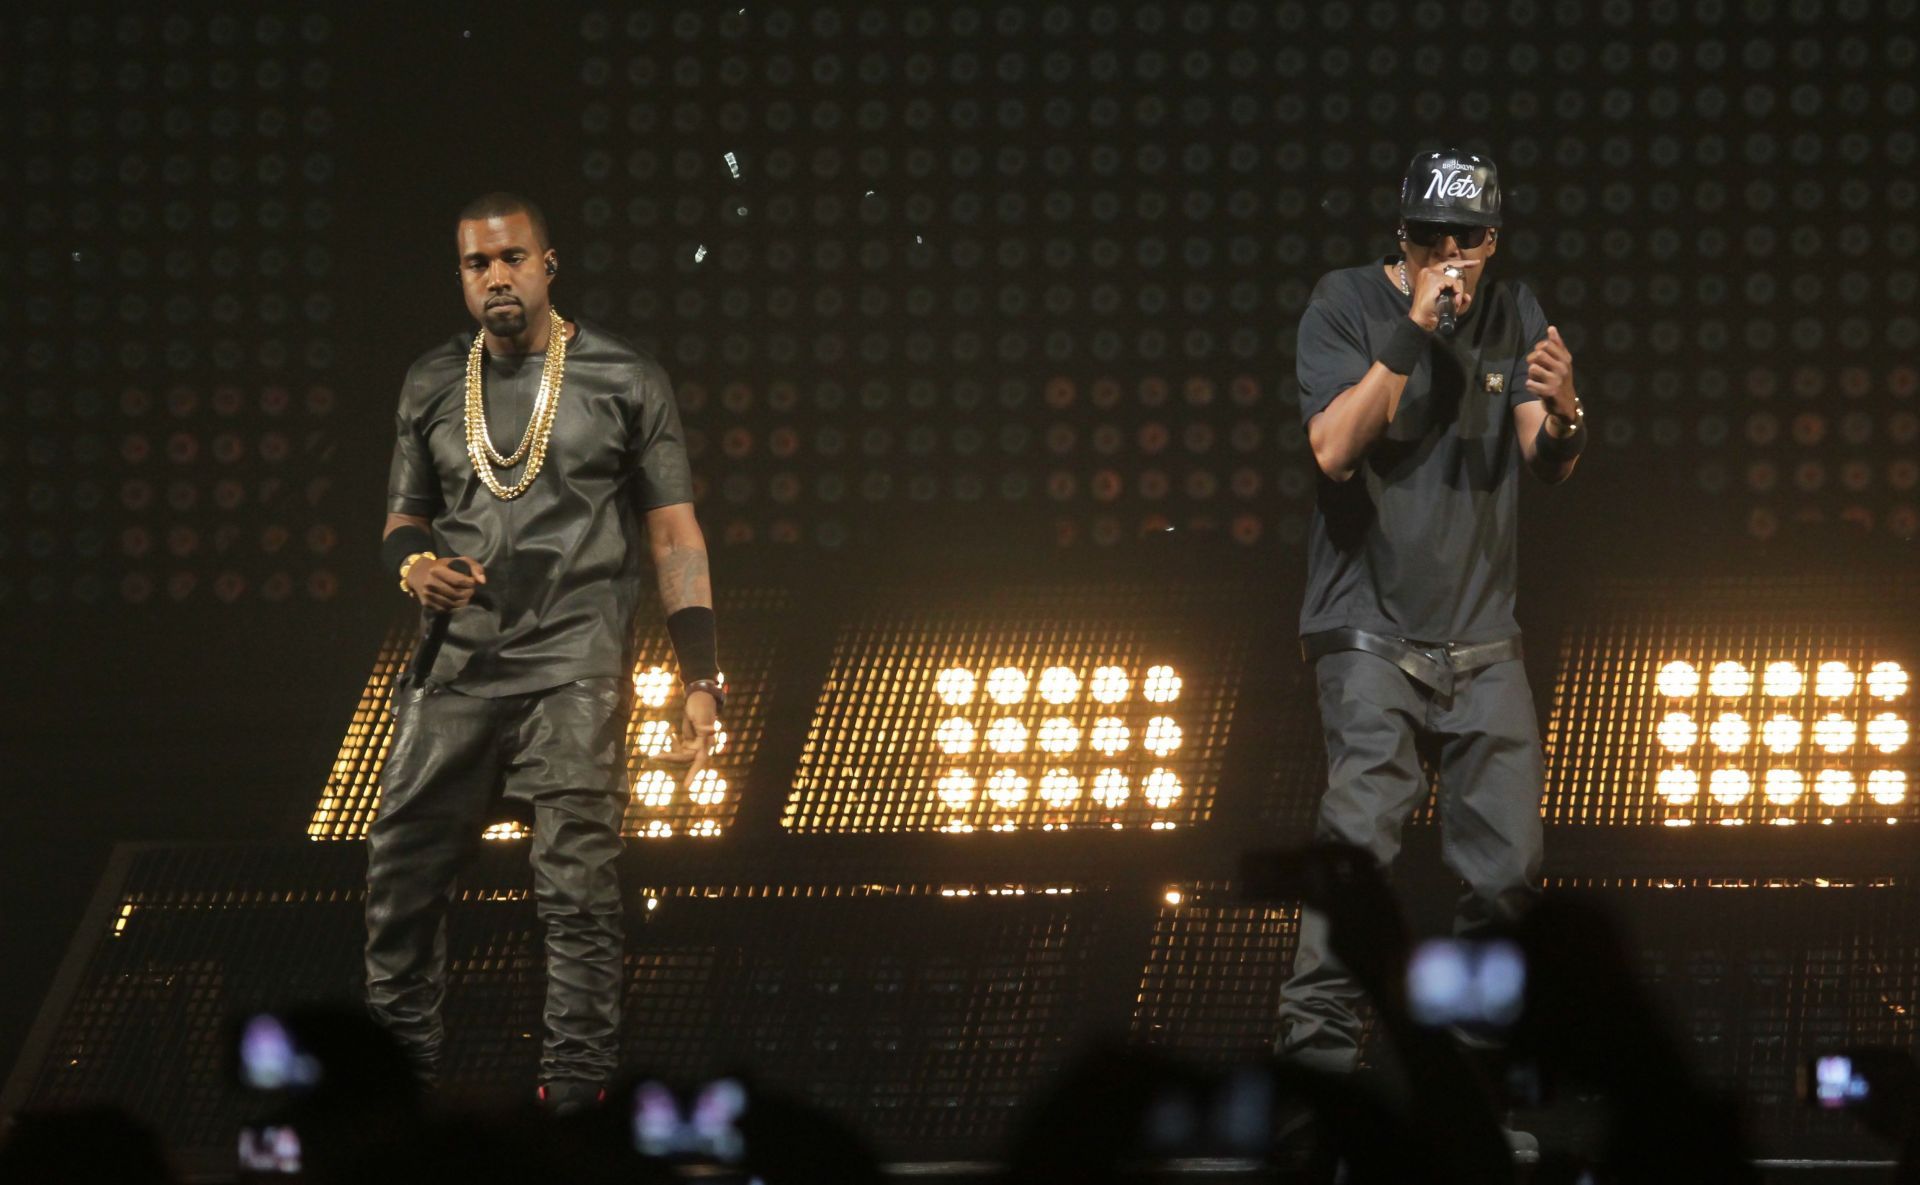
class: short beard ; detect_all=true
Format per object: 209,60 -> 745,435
483,304 -> 528,337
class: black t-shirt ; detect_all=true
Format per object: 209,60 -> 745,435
387,318 -> 694,696
1295,256 -> 1549,644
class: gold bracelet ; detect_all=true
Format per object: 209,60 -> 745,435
398,551 -> 438,595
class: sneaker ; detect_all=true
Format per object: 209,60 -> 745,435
537,1080 -> 607,1116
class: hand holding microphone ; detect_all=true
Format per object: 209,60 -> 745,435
1409,258 -> 1481,337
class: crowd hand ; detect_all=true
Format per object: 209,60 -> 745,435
1525,326 -> 1579,422
656,688 -> 720,784
406,556 -> 486,611
1408,257 -> 1482,332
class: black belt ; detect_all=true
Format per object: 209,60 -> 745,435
1300,628 -> 1523,698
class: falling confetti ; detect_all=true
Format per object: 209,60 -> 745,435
693,244 -> 708,263
724,151 -> 741,179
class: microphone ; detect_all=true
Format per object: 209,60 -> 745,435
1435,289 -> 1457,339
408,559 -> 471,686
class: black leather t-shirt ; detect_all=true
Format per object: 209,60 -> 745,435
386,318 -> 694,696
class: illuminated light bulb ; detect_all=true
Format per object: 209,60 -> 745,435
935,667 -> 976,705
689,819 -> 721,837
1708,712 -> 1750,753
987,768 -> 1029,808
1656,712 -> 1698,752
1090,665 -> 1130,704
1866,713 -> 1908,753
1038,666 -> 1081,705
1163,889 -> 1185,906
936,772 -> 976,808
1816,769 -> 1855,806
688,770 -> 727,806
1039,768 -> 1080,806
1813,713 -> 1856,753
633,770 -> 676,808
1708,769 -> 1751,805
935,717 -> 976,755
635,719 -> 675,758
986,717 -> 1029,754
1762,662 -> 1805,698
1142,768 -> 1183,808
1656,767 -> 1699,804
1761,715 -> 1802,753
1816,662 -> 1856,698
633,664 -> 675,707
1867,770 -> 1907,806
986,666 -> 1029,705
1143,716 -> 1183,757
482,822 -> 526,841
1655,660 -> 1699,698
1867,661 -> 1908,700
1708,661 -> 1753,698
710,725 -> 729,754
1764,769 -> 1804,806
1037,717 -> 1081,754
644,820 -> 673,838
1092,768 -> 1130,807
1143,665 -> 1183,703
1090,716 -> 1131,755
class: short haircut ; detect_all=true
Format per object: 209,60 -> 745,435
455,192 -> 551,249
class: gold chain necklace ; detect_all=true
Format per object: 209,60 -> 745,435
464,307 -> 568,500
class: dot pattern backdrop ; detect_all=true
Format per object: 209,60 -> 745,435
575,1 -> 1919,550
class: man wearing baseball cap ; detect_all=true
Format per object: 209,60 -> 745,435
1276,149 -> 1586,1076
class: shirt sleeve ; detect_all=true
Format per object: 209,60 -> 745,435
1295,290 -> 1375,428
386,372 -> 444,516
1510,282 -> 1552,408
628,360 -> 695,510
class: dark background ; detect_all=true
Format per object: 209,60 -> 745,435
2,0 -> 1913,1071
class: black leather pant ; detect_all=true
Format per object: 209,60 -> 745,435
365,676 -> 627,1087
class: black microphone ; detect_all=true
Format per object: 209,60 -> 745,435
408,559 -> 471,686
1435,289 -> 1457,339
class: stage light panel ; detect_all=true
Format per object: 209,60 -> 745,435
784,584 -> 1243,834
1543,575 -> 1917,827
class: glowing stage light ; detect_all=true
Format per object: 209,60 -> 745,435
634,664 -> 675,707
1142,768 -> 1183,808
1143,665 -> 1183,702
1709,769 -> 1751,805
986,666 -> 1029,704
635,719 -> 676,758
1143,716 -> 1183,757
1764,769 -> 1804,805
1867,661 -> 1909,700
1038,666 -> 1081,704
936,667 -> 977,705
1708,661 -> 1753,698
481,822 -> 528,841
987,769 -> 1029,807
644,820 -> 673,838
1816,662 -> 1856,698
986,717 -> 1029,754
688,770 -> 728,806
688,819 -> 721,837
1037,717 -> 1081,753
936,717 -> 976,755
1656,661 -> 1700,698
1762,661 -> 1804,698
1708,712 -> 1750,753
1866,713 -> 1908,753
1039,769 -> 1080,805
1657,712 -> 1697,752
1813,714 -> 1857,753
1816,769 -> 1855,806
1092,768 -> 1130,807
1090,716 -> 1131,755
1657,767 -> 1700,804
1868,770 -> 1907,806
634,770 -> 676,808
1762,714 -> 1803,753
1163,888 -> 1185,906
937,771 -> 976,808
1090,665 -> 1130,704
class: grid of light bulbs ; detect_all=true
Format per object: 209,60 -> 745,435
625,665 -> 731,839
927,662 -> 1189,833
1650,658 -> 1910,825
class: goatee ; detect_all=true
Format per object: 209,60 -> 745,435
485,305 -> 528,336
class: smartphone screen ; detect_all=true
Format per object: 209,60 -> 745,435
236,1014 -> 322,1091
1810,1055 -> 1869,1109
237,1124 -> 303,1174
631,1078 -> 749,1163
1406,937 -> 1527,1029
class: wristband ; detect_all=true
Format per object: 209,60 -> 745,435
1378,318 -> 1432,376
666,605 -> 720,684
684,678 -> 726,715
1535,412 -> 1588,464
382,525 -> 434,584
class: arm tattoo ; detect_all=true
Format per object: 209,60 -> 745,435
656,543 -> 712,615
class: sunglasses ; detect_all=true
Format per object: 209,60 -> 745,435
1404,221 -> 1494,249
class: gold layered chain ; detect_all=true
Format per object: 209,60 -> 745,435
465,307 -> 568,500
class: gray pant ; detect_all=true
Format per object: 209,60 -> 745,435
1276,650 -> 1544,1071
365,677 -> 628,1086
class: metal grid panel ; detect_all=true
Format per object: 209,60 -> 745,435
1546,575 -> 1917,827
1130,881 -> 1299,1064
786,583 -> 1247,834
308,588 -> 790,842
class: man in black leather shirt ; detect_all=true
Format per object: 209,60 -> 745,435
371,193 -> 721,1112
